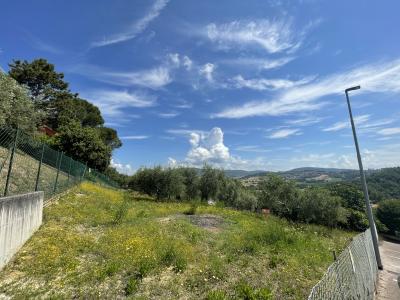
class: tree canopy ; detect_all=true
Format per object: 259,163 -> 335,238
0,72 -> 43,133
8,59 -> 69,102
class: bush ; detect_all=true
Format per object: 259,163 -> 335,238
258,175 -> 300,219
376,199 -> 400,236
298,188 -> 344,227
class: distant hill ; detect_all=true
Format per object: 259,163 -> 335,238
231,166 -> 400,201
223,169 -> 267,178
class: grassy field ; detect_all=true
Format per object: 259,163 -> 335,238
0,182 -> 354,299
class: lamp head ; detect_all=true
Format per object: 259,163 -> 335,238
345,85 -> 361,93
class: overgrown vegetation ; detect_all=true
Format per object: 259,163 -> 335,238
0,182 -> 352,299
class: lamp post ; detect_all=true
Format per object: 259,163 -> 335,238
345,85 -> 383,270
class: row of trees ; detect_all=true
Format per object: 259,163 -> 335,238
0,59 -> 121,171
127,165 -> 376,230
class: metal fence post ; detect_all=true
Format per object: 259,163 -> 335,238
53,151 -> 63,193
67,156 -> 72,184
81,162 -> 87,182
35,144 -> 45,192
4,128 -> 19,196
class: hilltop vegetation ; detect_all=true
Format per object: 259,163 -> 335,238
0,182 -> 353,299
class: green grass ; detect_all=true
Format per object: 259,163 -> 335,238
0,182 -> 354,299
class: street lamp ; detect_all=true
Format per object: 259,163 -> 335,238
345,85 -> 383,270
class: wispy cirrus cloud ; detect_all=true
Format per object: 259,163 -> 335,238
323,114 -> 370,132
82,89 -> 156,118
120,135 -> 150,140
91,0 -> 169,48
71,64 -> 172,90
157,111 -> 180,118
232,75 -> 313,91
206,19 -> 303,53
377,127 -> 400,136
268,128 -> 302,139
213,58 -> 400,119
235,145 -> 271,153
285,116 -> 324,126
221,56 -> 295,70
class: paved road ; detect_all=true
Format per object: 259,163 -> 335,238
376,237 -> 400,300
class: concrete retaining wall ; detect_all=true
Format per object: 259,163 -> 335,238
0,191 -> 43,270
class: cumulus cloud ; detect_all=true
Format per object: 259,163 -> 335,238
206,19 -> 302,53
182,127 -> 247,169
82,90 -> 156,118
91,0 -> 169,47
213,58 -> 400,118
111,159 -> 135,175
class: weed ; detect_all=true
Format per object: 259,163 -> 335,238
235,281 -> 273,300
206,290 -> 227,300
184,201 -> 199,215
125,277 -> 139,296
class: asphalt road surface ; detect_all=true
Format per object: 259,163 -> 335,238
376,237 -> 400,300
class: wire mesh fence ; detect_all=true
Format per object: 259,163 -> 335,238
0,126 -> 118,201
308,228 -> 378,300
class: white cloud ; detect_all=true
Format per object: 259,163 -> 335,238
183,56 -> 193,71
323,114 -> 370,132
167,157 -> 178,168
232,75 -> 312,91
199,63 -> 215,82
167,53 -> 181,67
213,58 -> 400,118
268,128 -> 301,139
25,32 -> 62,54
157,111 -> 180,118
377,127 -> 400,136
235,145 -> 271,153
221,57 -> 294,70
91,0 -> 169,47
120,135 -> 149,140
72,64 -> 172,89
82,90 -> 156,118
206,19 -> 302,53
184,127 -> 244,168
285,116 -> 323,126
111,159 -> 135,175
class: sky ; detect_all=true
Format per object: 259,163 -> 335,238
1,0 -> 400,174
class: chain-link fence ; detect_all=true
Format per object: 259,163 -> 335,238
0,126 -> 118,201
308,229 -> 378,300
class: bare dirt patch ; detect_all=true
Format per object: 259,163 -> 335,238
186,214 -> 225,233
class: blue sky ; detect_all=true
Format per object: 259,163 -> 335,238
1,0 -> 400,174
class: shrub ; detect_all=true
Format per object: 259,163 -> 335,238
376,199 -> 400,236
258,175 -> 300,220
298,188 -> 343,227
